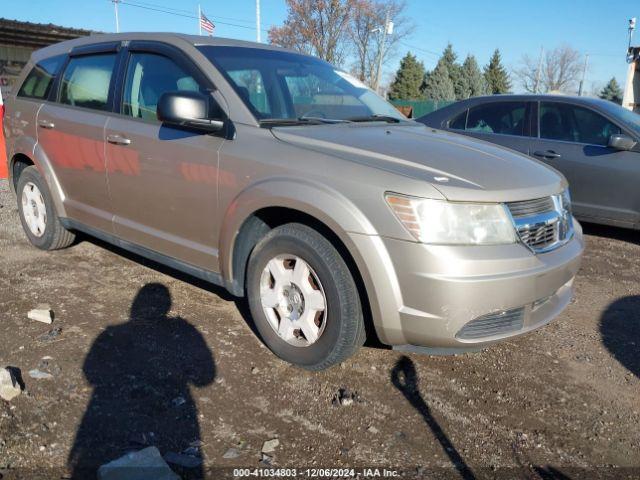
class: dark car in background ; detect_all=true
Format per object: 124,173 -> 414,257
418,95 -> 640,230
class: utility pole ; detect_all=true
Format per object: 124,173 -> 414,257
256,0 -> 261,43
578,53 -> 589,96
373,7 -> 392,94
113,0 -> 120,33
198,4 -> 202,35
533,46 -> 544,93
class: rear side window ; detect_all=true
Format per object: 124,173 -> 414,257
60,53 -> 117,111
466,102 -> 528,136
123,52 -> 203,121
540,102 -> 621,146
448,110 -> 467,129
17,55 -> 66,100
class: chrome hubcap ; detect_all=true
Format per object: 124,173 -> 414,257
21,182 -> 47,238
260,254 -> 327,347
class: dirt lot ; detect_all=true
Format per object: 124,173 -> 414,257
0,177 -> 639,479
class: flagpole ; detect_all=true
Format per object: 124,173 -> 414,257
113,0 -> 120,33
198,4 -> 202,35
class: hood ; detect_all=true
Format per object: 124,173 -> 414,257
271,123 -> 566,203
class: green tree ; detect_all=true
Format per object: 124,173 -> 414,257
484,49 -> 511,94
388,52 -> 426,100
438,43 -> 465,99
460,54 -> 486,98
421,62 -> 455,101
599,77 -> 623,105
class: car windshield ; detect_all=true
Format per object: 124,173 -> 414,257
197,46 -> 406,124
596,99 -> 640,135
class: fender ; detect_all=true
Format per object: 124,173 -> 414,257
218,177 -> 405,344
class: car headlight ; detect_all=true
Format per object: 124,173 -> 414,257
386,193 -> 517,245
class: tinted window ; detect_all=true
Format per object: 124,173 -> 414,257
540,102 -> 621,146
449,110 -> 467,129
466,102 -> 527,136
17,55 -> 66,100
123,52 -> 202,121
60,53 -> 117,111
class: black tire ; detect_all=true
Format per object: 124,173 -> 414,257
16,166 -> 75,251
246,223 -> 366,370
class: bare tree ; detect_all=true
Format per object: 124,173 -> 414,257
349,0 -> 413,87
515,45 -> 583,94
268,0 -> 353,65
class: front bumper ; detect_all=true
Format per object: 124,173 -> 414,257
349,219 -> 584,350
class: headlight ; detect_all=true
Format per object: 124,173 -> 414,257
386,194 -> 517,245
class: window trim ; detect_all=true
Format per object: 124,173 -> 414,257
16,54 -> 67,102
536,100 -> 633,148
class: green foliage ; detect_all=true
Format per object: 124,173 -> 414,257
599,77 -> 623,105
460,54 -> 486,98
389,52 -> 426,100
439,43 -> 465,100
421,62 -> 455,101
484,49 -> 511,94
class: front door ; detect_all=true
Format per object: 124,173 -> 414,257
533,101 -> 639,226
105,44 -> 226,269
37,50 -> 118,232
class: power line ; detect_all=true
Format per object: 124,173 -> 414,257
114,0 -> 270,32
398,41 -> 440,58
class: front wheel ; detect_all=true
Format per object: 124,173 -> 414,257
246,223 -> 366,370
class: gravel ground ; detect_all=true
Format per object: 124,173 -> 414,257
0,178 -> 639,479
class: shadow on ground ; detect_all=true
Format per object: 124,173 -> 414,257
68,282 -> 216,479
600,295 -> 640,379
390,355 -> 476,479
580,222 -> 640,246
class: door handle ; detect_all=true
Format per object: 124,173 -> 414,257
106,134 -> 131,146
533,150 -> 562,159
38,119 -> 55,129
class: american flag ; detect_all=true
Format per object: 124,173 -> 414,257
200,11 -> 215,35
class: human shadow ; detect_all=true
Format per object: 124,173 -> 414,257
600,295 -> 640,378
68,282 -> 216,479
390,355 -> 475,480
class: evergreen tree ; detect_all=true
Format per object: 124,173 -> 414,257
439,43 -> 465,99
388,52 -> 426,100
599,77 -> 623,104
484,49 -> 511,94
421,63 -> 455,101
460,54 -> 486,98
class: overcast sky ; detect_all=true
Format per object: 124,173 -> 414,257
6,0 -> 634,94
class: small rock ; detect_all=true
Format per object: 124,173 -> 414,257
28,307 -> 54,324
0,368 -> 22,401
331,387 -> 360,407
98,447 -> 179,480
28,369 -> 53,380
262,438 -> 279,454
259,453 -> 273,466
171,396 -> 186,408
223,448 -> 240,459
38,327 -> 62,343
251,367 -> 260,375
164,451 -> 203,469
367,426 -> 379,434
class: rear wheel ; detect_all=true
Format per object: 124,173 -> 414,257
246,223 -> 366,370
16,166 -> 75,250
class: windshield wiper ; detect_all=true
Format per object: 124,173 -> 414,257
345,114 -> 402,123
259,117 -> 349,127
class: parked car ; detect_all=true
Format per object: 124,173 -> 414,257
4,34 -> 583,370
418,94 -> 640,230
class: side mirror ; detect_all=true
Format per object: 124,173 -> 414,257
608,133 -> 636,151
157,91 -> 224,132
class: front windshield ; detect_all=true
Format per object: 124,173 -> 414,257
197,46 -> 405,123
597,99 -> 640,135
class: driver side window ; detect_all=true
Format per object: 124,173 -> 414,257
540,102 -> 621,146
122,52 -> 202,122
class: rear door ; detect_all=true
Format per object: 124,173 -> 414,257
448,100 -> 533,155
36,43 -> 119,232
104,41 -> 226,269
533,101 -> 639,225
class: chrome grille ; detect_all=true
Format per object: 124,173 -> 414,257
456,307 -> 525,340
507,197 -> 555,218
507,194 -> 572,253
